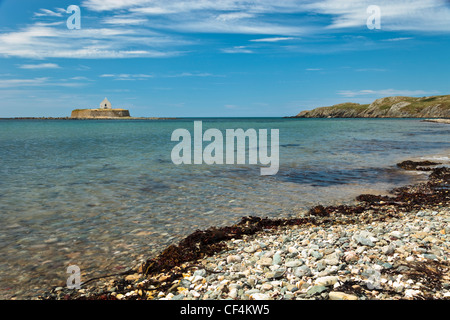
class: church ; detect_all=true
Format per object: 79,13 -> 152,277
71,98 -> 130,119
99,98 -> 112,110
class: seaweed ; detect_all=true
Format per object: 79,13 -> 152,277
386,260 -> 450,299
141,216 -> 311,276
397,160 -> 441,171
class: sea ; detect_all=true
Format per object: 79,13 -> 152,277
0,118 -> 449,299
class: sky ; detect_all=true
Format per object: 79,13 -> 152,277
0,0 -> 449,117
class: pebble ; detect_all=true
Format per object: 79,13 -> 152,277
250,293 -> 270,300
244,245 -> 259,253
285,260 -> 302,268
329,291 -> 358,300
227,255 -> 242,264
294,265 -> 312,277
306,285 -> 328,296
344,251 -> 358,262
272,252 -> 282,265
257,257 -> 273,266
314,276 -> 339,287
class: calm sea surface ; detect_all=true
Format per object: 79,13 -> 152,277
0,118 -> 449,299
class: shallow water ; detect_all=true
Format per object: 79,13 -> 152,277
0,118 -> 448,299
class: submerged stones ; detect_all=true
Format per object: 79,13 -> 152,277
39,164 -> 450,301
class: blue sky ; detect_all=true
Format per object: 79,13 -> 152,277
0,0 -> 449,117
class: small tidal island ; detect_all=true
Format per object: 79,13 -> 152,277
71,98 -> 131,119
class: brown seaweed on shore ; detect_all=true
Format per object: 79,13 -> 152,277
397,160 -> 441,171
386,260 -> 450,299
141,216 -> 311,276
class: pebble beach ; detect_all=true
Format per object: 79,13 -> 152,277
39,161 -> 450,301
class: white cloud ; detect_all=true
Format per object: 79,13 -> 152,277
0,25 -> 185,59
18,63 -> 61,69
34,8 -> 65,17
70,76 -> 90,80
0,77 -> 86,88
383,37 -> 414,42
221,46 -> 253,54
4,1 -> 450,61
354,68 -> 387,72
81,0 -> 450,33
103,16 -> 148,25
0,77 -> 49,88
250,37 -> 295,42
83,1 -> 310,35
164,72 -> 218,78
305,0 -> 450,32
216,12 -> 255,22
83,0 -> 151,11
99,73 -> 153,80
337,89 -> 439,98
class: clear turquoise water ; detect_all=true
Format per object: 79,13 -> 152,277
0,118 -> 449,298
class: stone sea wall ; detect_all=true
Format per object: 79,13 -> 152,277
71,109 -> 130,119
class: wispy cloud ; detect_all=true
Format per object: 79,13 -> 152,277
34,8 -> 66,18
102,16 -> 148,25
216,12 -> 255,22
383,37 -> 414,42
0,77 -> 49,88
83,0 -> 310,36
70,76 -> 91,81
4,1 -> 450,61
306,0 -> 450,32
81,0 -> 450,33
18,63 -> 61,70
0,77 -> 87,88
221,46 -> 253,54
164,72 -> 221,78
354,68 -> 387,72
100,74 -> 153,80
250,37 -> 296,42
337,89 -> 439,98
0,25 -> 185,59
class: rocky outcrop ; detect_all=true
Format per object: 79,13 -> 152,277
422,119 -> 450,124
295,95 -> 450,118
71,109 -> 130,119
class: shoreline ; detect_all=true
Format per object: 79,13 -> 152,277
38,160 -> 449,300
422,119 -> 450,124
0,117 -> 179,120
